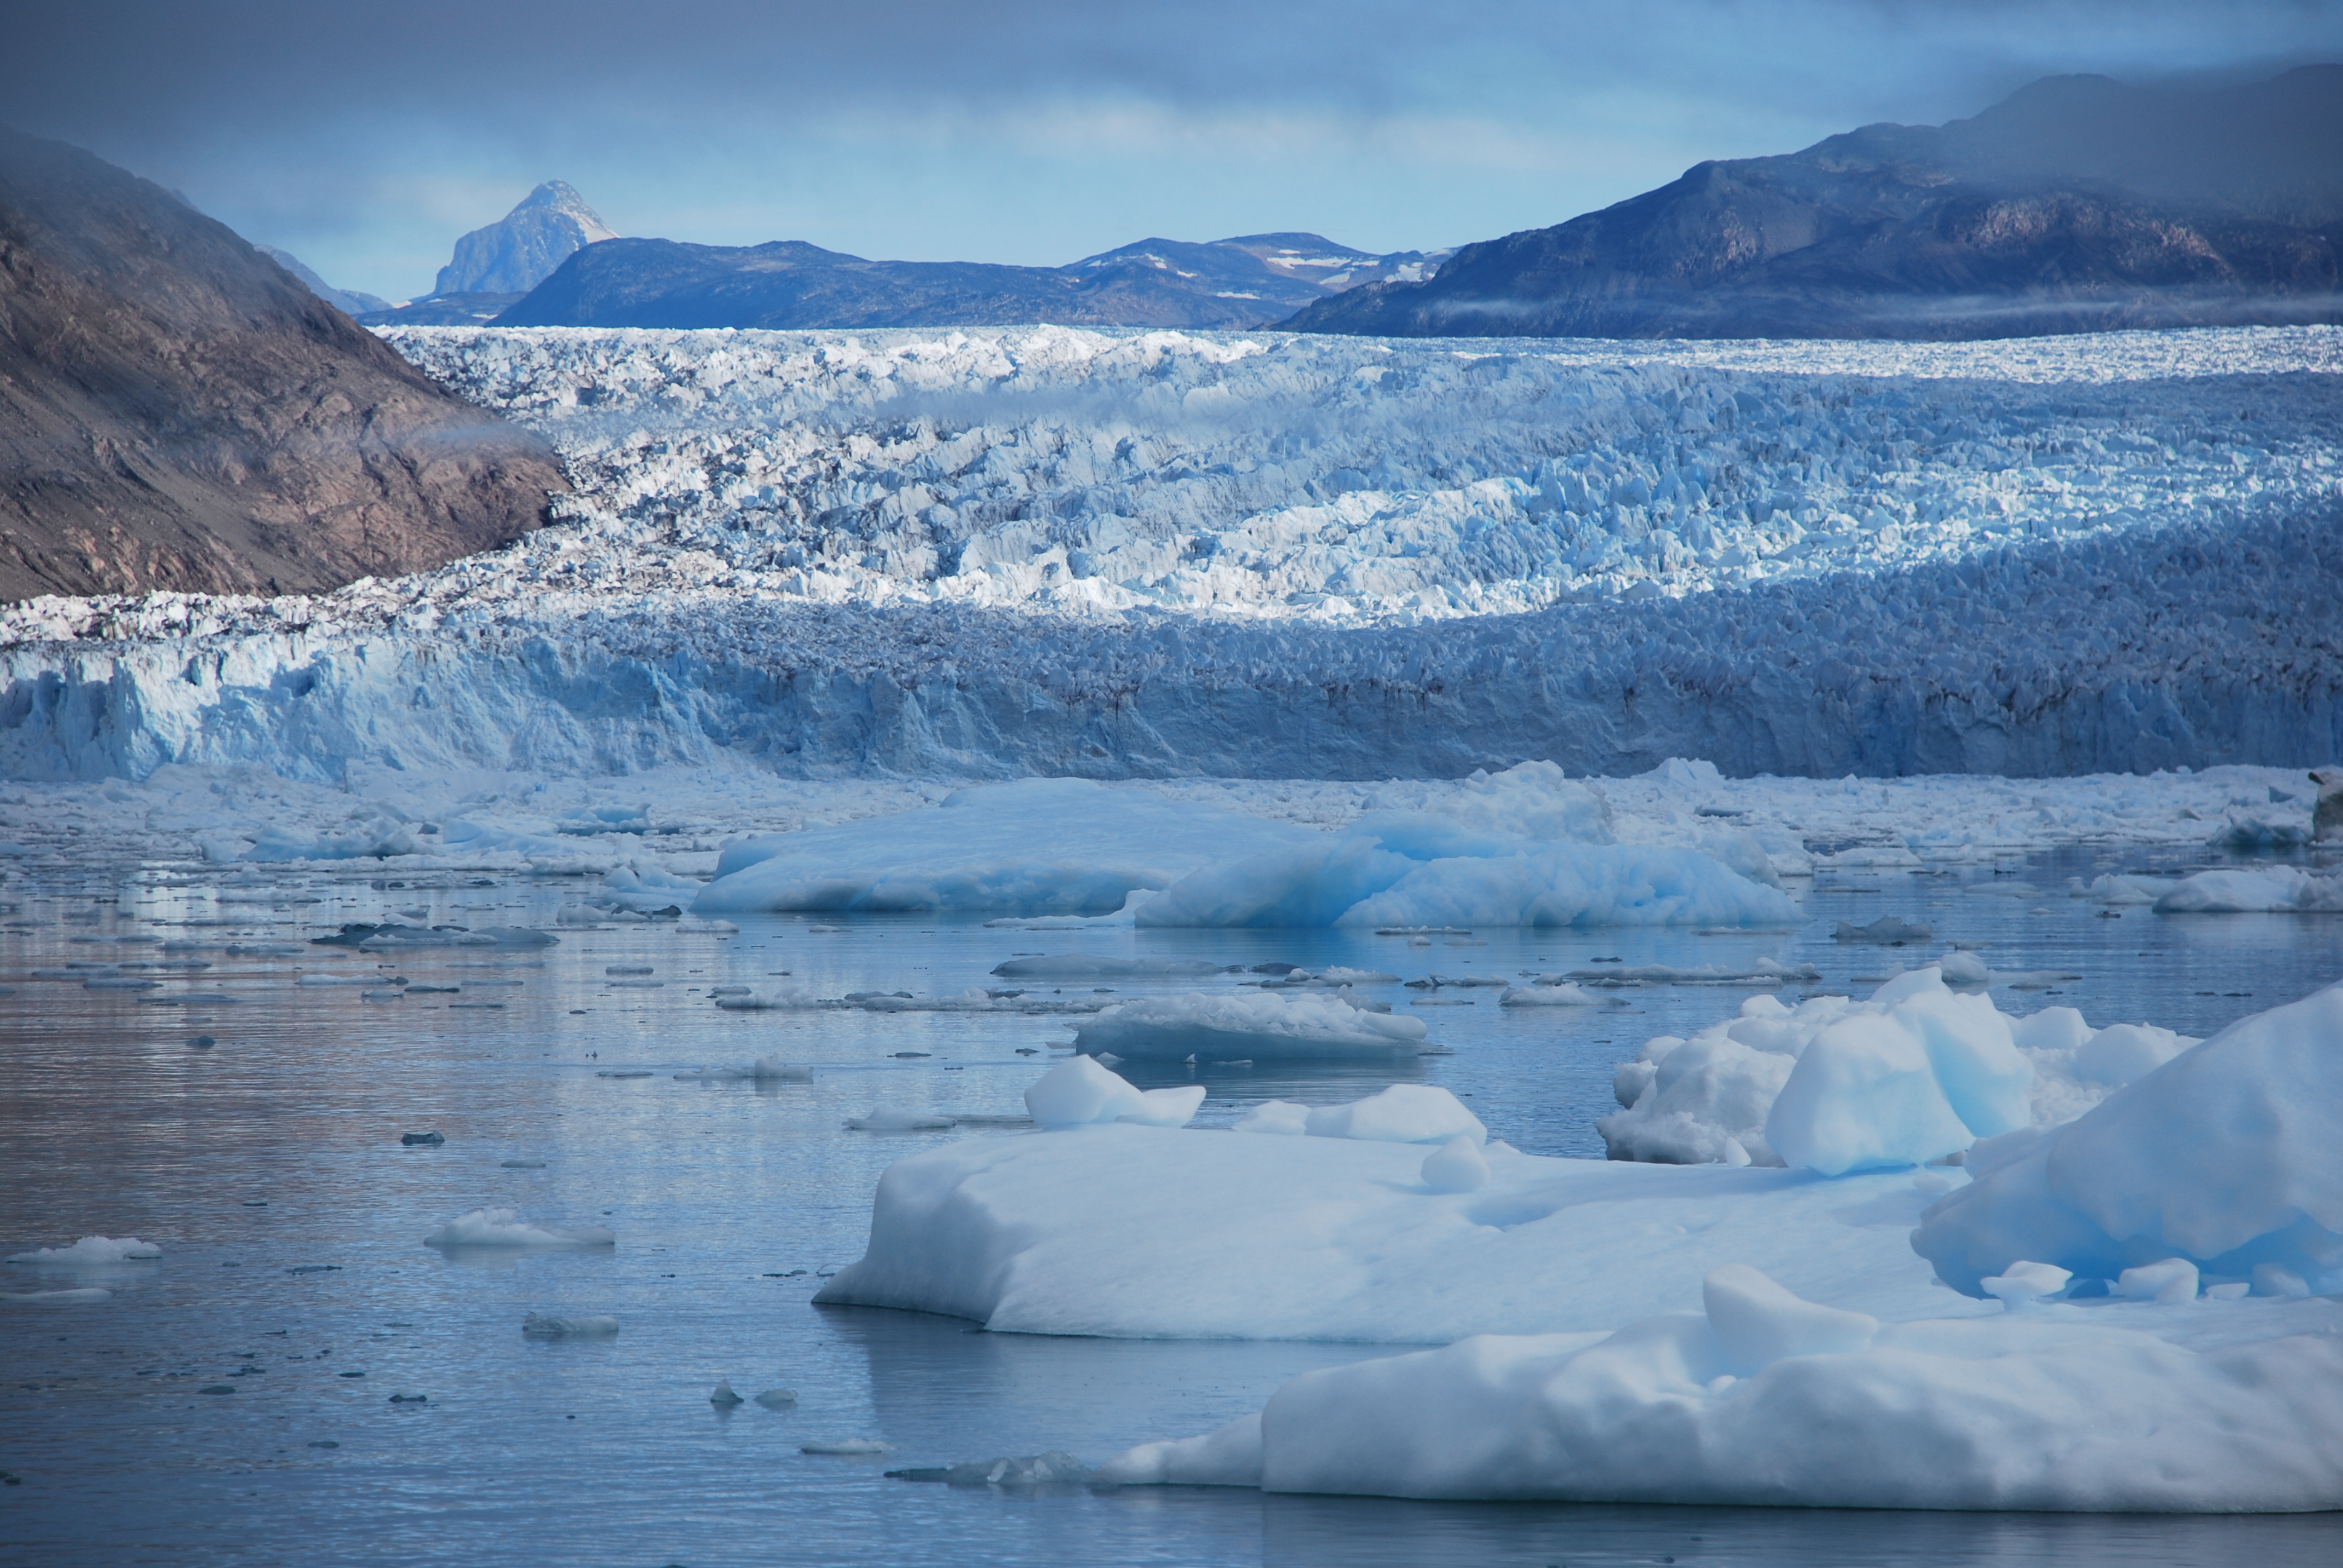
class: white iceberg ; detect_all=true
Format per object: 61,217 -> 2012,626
1073,990 -> 1429,1059
694,778 -> 1312,917
1095,1264 -> 2343,1511
423,1208 -> 616,1249
1913,979 -> 2343,1298
7,1235 -> 162,1264
1023,1055 -> 1204,1129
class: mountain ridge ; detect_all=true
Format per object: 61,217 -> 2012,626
0,127 -> 566,602
1285,65 -> 2343,341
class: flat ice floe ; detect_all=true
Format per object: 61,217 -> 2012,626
7,1236 -> 162,1264
423,1208 -> 617,1249
1073,991 -> 1430,1059
1096,1265 -> 2343,1511
695,764 -> 1798,929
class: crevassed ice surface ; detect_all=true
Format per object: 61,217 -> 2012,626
10,323 -> 2342,642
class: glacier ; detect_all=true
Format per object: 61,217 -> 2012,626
3,324 -> 2340,782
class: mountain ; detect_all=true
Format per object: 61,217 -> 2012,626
0,128 -> 566,602
254,244 -> 392,316
434,179 -> 617,295
1286,66 -> 2343,341
359,291 -> 526,327
491,231 -> 1440,330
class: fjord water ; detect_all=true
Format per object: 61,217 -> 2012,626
4,846 -> 2340,1566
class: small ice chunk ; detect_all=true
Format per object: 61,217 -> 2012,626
1834,916 -> 1932,944
753,1388 -> 799,1410
1938,950 -> 1991,985
1702,1263 -> 1878,1372
2,1286 -> 113,1303
400,1131 -> 445,1146
802,1439 -> 893,1455
2253,1263 -> 2311,1298
710,1379 -> 744,1406
1979,1260 -> 2072,1307
845,1110 -> 959,1131
1419,1135 -> 1490,1193
7,1236 -> 162,1264
424,1208 -> 615,1249
500,1159 -> 547,1169
933,1452 -> 1089,1488
991,955 -> 1222,979
1303,1085 -> 1486,1146
1497,982 -> 1605,1007
2206,1281 -> 2250,1301
2117,1258 -> 2200,1303
1023,1054 -> 1204,1129
1231,1100 -> 1310,1136
522,1312 -> 619,1337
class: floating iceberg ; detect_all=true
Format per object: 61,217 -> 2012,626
423,1208 -> 615,1249
1073,990 -> 1430,1059
1096,1264 -> 2343,1511
1136,812 -> 1797,930
2154,867 -> 2343,913
989,954 -> 1224,980
1229,1085 -> 1486,1146
812,1124 -> 1971,1339
695,778 -> 1313,917
7,1236 -> 162,1265
1912,980 -> 2343,1298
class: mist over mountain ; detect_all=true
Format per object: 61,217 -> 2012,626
1288,66 -> 2343,341
0,128 -> 566,601
489,231 -> 1441,330
254,244 -> 392,316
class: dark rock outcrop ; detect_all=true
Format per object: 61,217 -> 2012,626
0,128 -> 567,602
493,232 -> 1437,330
1287,67 -> 2343,340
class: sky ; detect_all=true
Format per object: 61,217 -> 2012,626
5,1 -> 2341,299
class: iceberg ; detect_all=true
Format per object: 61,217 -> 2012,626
1073,990 -> 1430,1059
1096,1265 -> 2343,1511
1912,980 -> 2343,1298
694,778 -> 1314,917
422,1208 -> 616,1249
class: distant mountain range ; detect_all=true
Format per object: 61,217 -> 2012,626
1289,66 -> 2343,340
437,179 -> 616,295
374,227 -> 1443,332
0,128 -> 564,601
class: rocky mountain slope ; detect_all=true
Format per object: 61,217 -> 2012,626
493,232 -> 1438,330
0,128 -> 567,601
1288,67 -> 2343,340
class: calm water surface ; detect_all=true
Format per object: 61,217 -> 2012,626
4,840 -> 2339,1565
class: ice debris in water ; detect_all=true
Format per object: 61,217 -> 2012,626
1075,990 -> 1429,1060
400,1131 -> 445,1146
1497,981 -> 1607,1007
1093,1261 -> 2343,1509
7,1236 -> 162,1264
845,1109 -> 961,1132
2,1287 -> 114,1303
522,1312 -> 620,1338
675,1056 -> 813,1083
990,954 -> 1224,980
1551,959 -> 1821,987
423,1209 -> 616,1249
1834,916 -> 1932,944
753,1388 -> 799,1410
891,1452 -> 1089,1488
1024,1056 -> 1204,1130
801,1439 -> 892,1455
710,1380 -> 744,1406
1913,979 -> 2343,1298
